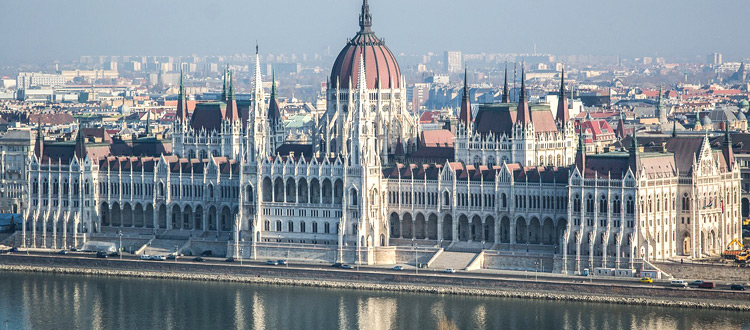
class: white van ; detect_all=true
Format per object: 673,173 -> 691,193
670,280 -> 688,288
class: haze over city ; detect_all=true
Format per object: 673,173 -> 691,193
2,0 -> 749,64
2,0 -> 750,329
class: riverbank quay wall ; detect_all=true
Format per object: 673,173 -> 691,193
1,254 -> 748,312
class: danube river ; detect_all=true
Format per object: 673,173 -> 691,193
1,271 -> 748,330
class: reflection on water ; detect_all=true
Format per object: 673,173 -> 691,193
1,271 -> 748,330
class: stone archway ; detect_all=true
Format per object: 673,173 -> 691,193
427,214 -> 438,240
542,218 -> 555,245
500,216 -> 510,243
415,213 -> 426,239
471,215 -> 482,242
442,214 -> 453,241
484,216 -> 495,243
402,213 -> 413,239
515,217 -> 527,244
389,213 -> 399,238
528,217 -> 541,244
458,215 -> 470,242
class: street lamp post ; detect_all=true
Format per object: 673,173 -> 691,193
117,230 -> 122,260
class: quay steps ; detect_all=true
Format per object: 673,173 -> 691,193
429,251 -> 478,271
143,238 -> 188,256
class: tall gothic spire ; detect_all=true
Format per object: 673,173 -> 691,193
459,66 -> 471,125
359,0 -> 372,33
177,68 -> 187,123
221,65 -> 228,102
516,65 -> 531,126
723,124 -> 735,171
74,123 -> 87,160
268,68 -> 281,122
556,67 -> 569,122
225,70 -> 239,122
502,63 -> 509,103
575,128 -> 585,172
253,44 -> 264,104
34,117 -> 43,160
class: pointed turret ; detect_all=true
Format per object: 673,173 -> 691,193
628,127 -> 641,172
225,70 -> 239,122
723,124 -> 735,171
502,64 -> 509,103
616,112 -> 626,140
268,68 -> 281,122
33,117 -> 43,160
176,68 -> 187,123
516,66 -> 531,126
253,44 -> 265,118
221,65 -> 228,102
556,67 -> 569,122
575,129 -> 585,172
671,118 -> 677,138
359,0 -> 373,33
459,67 -> 472,126
74,124 -> 87,160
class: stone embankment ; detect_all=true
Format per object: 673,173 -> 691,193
1,256 -> 748,312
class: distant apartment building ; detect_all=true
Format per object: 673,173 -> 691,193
16,72 -> 66,90
410,83 -> 431,112
707,52 -> 723,66
444,51 -> 462,73
60,69 -> 118,82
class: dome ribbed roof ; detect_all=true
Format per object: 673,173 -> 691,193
330,0 -> 401,90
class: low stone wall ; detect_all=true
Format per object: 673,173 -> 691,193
483,252 -> 555,272
655,262 -> 750,282
185,240 -> 228,257
0,255 -> 748,312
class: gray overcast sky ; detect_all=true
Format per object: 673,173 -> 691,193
0,0 -> 747,64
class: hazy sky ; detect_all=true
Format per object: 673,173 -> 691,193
1,0 -> 748,65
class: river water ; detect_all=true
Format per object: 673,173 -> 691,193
0,271 -> 748,330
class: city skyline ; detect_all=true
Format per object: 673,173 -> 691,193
2,0 -> 749,65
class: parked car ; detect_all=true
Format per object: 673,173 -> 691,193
698,282 -> 716,289
670,280 -> 688,288
730,284 -> 746,291
96,251 -> 108,258
8,247 -> 18,253
109,251 -> 120,257
140,254 -> 152,260
444,268 -> 456,273
152,255 -> 166,261
277,260 -> 288,265
192,257 -> 204,262
167,254 -> 179,260
689,280 -> 704,287
57,250 -> 68,255
330,263 -> 343,268
392,266 -> 404,271
224,257 -> 235,262
266,260 -> 278,265
341,264 -> 354,269
639,277 -> 653,284
200,250 -> 212,257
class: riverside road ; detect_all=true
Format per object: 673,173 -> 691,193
2,251 -> 749,305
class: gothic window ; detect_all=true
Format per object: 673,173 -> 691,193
501,193 -> 507,208
586,194 -> 594,213
599,195 -> 607,214
324,222 -> 331,234
264,220 -> 270,231
613,195 -> 621,214
573,194 -> 581,212
682,193 -> 690,211
443,191 -> 450,206
288,221 -> 294,232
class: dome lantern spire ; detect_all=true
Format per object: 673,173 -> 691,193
359,0 -> 372,33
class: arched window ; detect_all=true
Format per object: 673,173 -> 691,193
501,193 -> 507,208
312,222 -> 318,233
288,221 -> 294,232
300,221 -> 306,233
443,191 -> 450,206
573,194 -> 581,212
324,222 -> 330,234
350,189 -> 358,206
613,195 -> 621,214
586,194 -> 594,213
276,221 -> 282,231
599,195 -> 607,214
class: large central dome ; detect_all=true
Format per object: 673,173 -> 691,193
330,0 -> 402,90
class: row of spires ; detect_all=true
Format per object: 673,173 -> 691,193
459,65 -> 569,127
